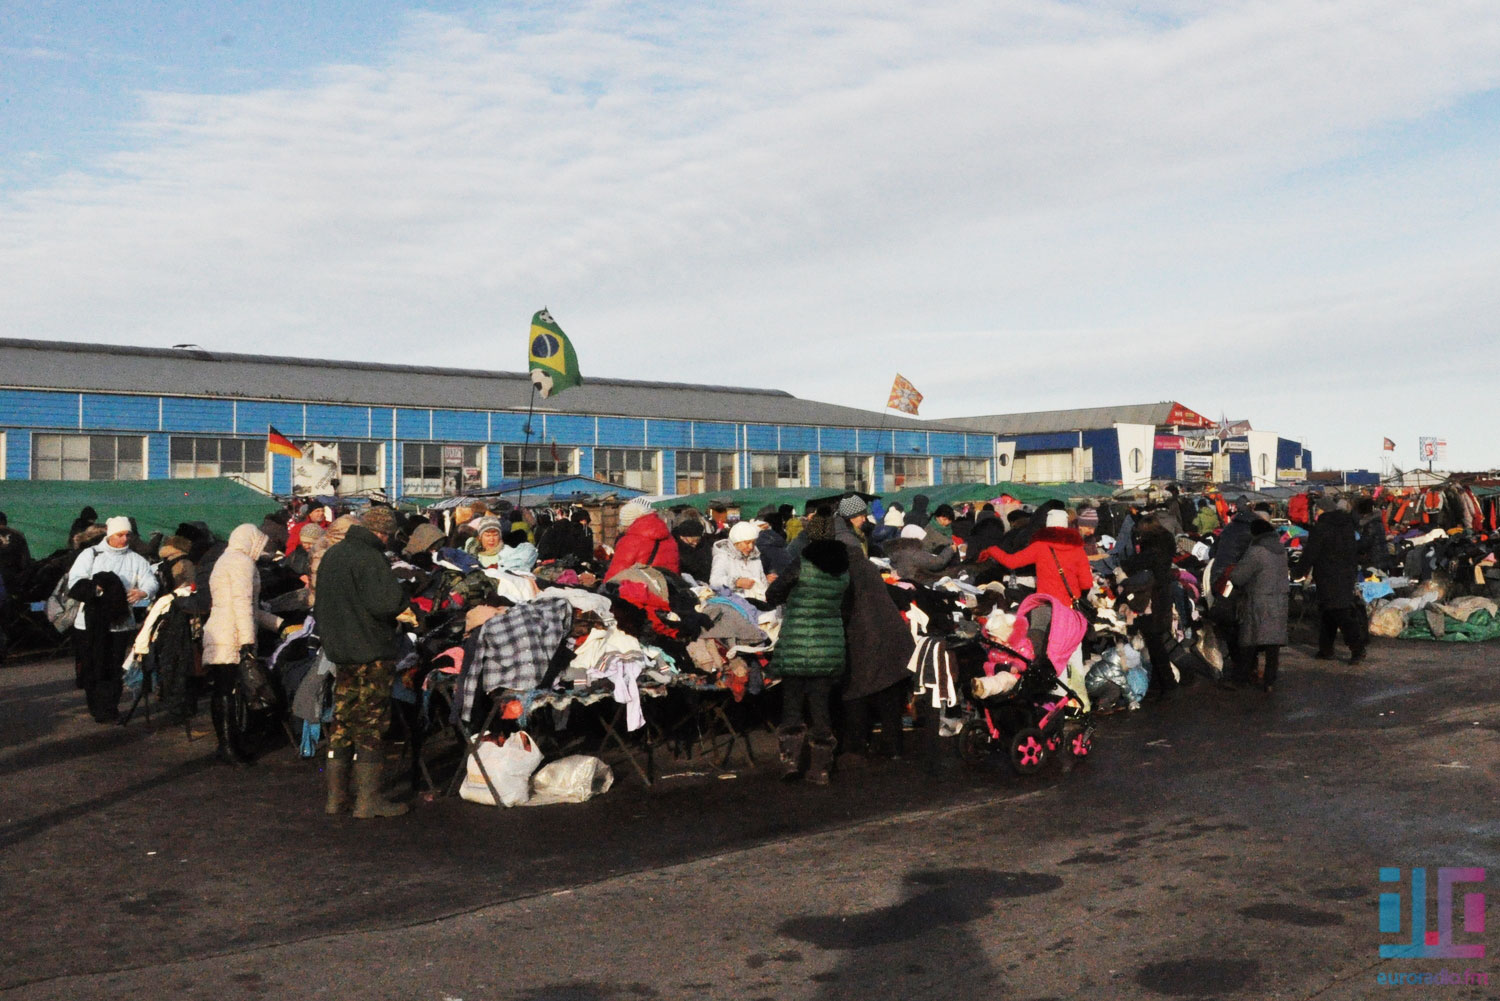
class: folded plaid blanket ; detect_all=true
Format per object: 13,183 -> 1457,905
455,597 -> 575,722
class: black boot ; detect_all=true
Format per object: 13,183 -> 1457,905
777,725 -> 807,781
210,692 -> 252,767
806,736 -> 837,786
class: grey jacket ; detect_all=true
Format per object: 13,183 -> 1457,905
1228,534 -> 1290,647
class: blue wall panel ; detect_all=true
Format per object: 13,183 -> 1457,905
540,414 -> 592,444
691,422 -> 737,449
926,433 -> 962,457
819,428 -> 856,453
744,424 -> 778,451
431,409 -> 488,442
806,453 -> 821,486
1152,449 -> 1179,480
485,445 -> 503,488
967,434 -> 993,458
0,389 -> 78,429
82,393 -> 158,431
395,408 -> 429,440
369,408 -> 394,439
147,434 -> 170,479
1302,449 -> 1312,471
1229,452 -> 1251,481
271,453 -> 293,494
161,397 -> 235,434
646,420 -> 691,449
6,431 -> 31,478
596,417 -> 646,448
659,450 -> 676,490
576,446 -> 594,478
306,404 -> 370,439
236,401 -> 304,437
1277,438 -> 1302,469
492,412 -> 534,443
891,430 -> 926,454
1084,429 -> 1121,483
779,426 -> 818,452
858,429 -> 896,454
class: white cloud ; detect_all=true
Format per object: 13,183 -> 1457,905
2,0 -> 1499,469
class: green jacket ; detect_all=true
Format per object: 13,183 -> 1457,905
770,541 -> 849,678
316,525 -> 406,664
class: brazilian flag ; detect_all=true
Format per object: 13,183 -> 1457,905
527,308 -> 582,399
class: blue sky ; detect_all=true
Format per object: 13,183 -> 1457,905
3,1 -> 1499,470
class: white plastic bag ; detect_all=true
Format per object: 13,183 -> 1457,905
523,755 -> 615,806
460,731 -> 543,807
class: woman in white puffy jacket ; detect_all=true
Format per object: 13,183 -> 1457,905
202,524 -> 283,765
710,521 -> 771,595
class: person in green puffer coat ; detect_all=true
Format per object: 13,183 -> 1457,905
767,511 -> 850,784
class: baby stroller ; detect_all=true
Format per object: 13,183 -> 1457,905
954,616 -> 1094,775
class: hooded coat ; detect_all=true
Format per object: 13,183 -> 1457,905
1302,508 -> 1360,609
316,524 -> 407,664
1228,532 -> 1290,647
710,538 -> 767,592
887,537 -> 957,585
673,526 -> 714,583
841,542 -> 915,702
978,527 -> 1092,605
202,525 -> 284,664
904,495 -> 932,528
769,540 -> 849,678
605,513 -> 680,581
1210,509 -> 1257,590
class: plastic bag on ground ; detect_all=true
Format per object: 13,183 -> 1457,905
522,755 -> 615,806
460,731 -> 543,807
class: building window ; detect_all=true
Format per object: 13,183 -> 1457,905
502,444 -> 575,480
1127,448 -> 1144,474
403,443 -> 484,497
170,437 -> 266,481
883,455 -> 931,488
1259,453 -> 1270,477
676,450 -> 736,494
941,457 -> 989,483
749,453 -> 807,488
595,448 -> 659,492
819,454 -> 871,492
32,434 -> 145,481
337,442 -> 384,495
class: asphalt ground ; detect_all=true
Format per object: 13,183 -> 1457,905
1,630 -> 1496,1001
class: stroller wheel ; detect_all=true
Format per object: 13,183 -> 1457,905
1069,727 -> 1094,759
960,724 -> 992,767
1010,727 -> 1047,775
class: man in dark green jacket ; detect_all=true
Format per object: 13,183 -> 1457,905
317,506 -> 408,819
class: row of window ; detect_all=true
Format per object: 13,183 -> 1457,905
26,434 -> 991,494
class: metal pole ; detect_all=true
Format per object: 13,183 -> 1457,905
516,382 -> 538,513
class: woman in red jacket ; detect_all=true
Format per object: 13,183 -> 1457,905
977,508 -> 1092,605
605,498 -> 680,580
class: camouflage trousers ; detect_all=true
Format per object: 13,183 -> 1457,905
329,660 -> 395,756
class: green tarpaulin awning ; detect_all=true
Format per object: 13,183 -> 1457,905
0,478 -> 280,554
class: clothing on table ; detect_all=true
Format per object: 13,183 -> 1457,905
587,651 -> 647,731
906,637 -> 959,709
456,596 -> 575,721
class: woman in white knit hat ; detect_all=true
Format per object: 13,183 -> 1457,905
711,520 -> 771,595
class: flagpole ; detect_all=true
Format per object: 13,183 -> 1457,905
516,382 -> 538,512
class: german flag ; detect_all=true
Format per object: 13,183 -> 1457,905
267,426 -> 303,459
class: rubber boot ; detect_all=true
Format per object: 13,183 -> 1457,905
324,748 -> 353,815
351,758 -> 409,819
806,736 -> 837,786
210,692 -> 252,767
777,725 -> 807,781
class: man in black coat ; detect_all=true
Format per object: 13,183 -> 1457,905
1301,499 -> 1367,663
672,518 -> 714,583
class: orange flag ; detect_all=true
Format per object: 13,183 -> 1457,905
887,374 -> 923,416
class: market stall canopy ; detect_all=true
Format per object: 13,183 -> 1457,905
882,482 -> 1116,510
0,477 -> 278,554
652,486 -> 876,515
420,476 -> 643,510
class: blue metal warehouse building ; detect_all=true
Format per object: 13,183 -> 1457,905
0,339 -> 995,500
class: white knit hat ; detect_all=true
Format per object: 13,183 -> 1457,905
900,524 -> 927,540
617,498 -> 653,530
1045,509 -> 1070,529
728,521 -> 759,544
105,516 -> 132,536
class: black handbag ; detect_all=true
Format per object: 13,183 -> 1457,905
238,648 -> 276,710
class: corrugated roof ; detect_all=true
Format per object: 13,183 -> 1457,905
946,403 -> 1180,435
0,338 -> 972,432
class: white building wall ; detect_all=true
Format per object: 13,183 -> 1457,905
1114,423 -> 1155,490
1248,430 -> 1278,490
